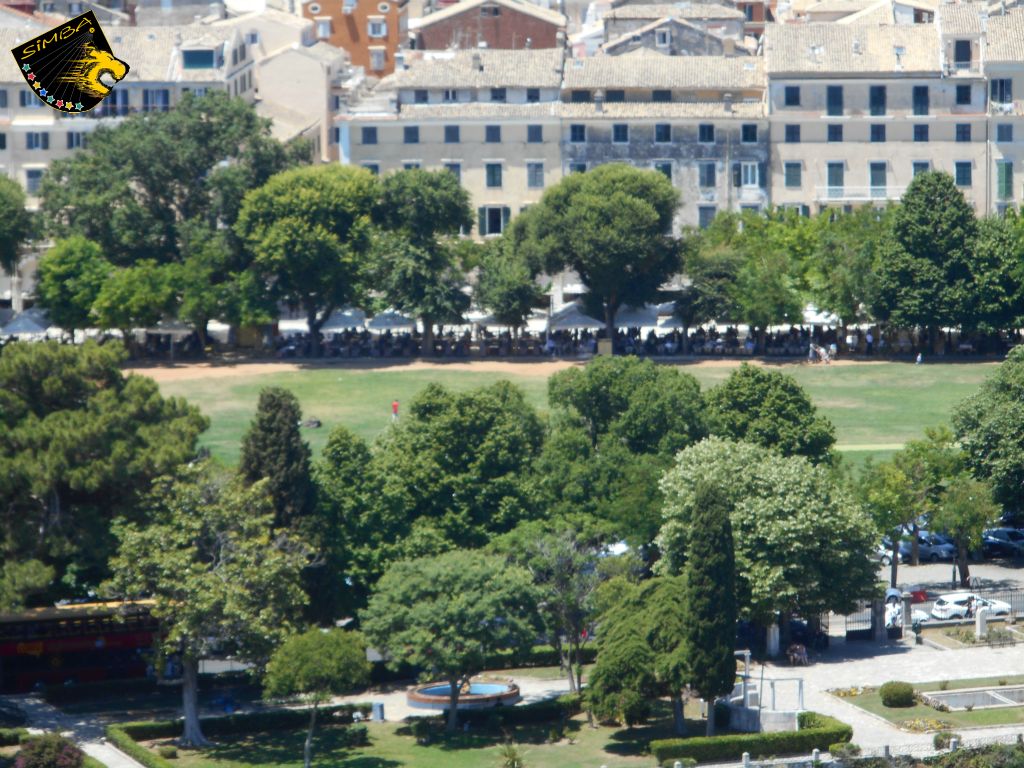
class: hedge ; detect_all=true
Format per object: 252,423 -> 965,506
44,672 -> 252,705
107,702 -> 375,768
650,712 -> 852,765
880,681 -> 916,708
0,728 -> 27,746
456,693 -> 582,727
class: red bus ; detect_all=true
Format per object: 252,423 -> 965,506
0,601 -> 158,693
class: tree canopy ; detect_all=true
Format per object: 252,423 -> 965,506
264,629 -> 371,768
33,237 -> 111,336
360,550 -> 540,731
658,438 -> 877,622
522,164 -> 680,341
0,341 -> 206,593
106,463 -> 307,746
705,363 -> 836,463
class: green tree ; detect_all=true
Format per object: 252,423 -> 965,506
673,235 -> 742,352
807,205 -> 891,327
932,477 -> 999,587
310,426 -> 373,621
371,169 -> 474,354
548,356 -> 706,453
684,482 -> 737,736
475,237 -> 545,338
525,164 -> 680,342
41,91 -> 303,266
659,438 -> 877,625
858,459 -> 915,586
91,260 -> 177,348
240,387 -> 314,529
0,559 -> 54,611
490,524 -> 601,693
969,213 -> 1024,333
370,380 -> 544,551
33,236 -> 111,337
0,341 -> 207,592
264,629 -> 371,768
954,346 -> 1024,513
236,165 -> 378,354
586,603 -> 658,727
705,363 -> 836,463
0,175 -> 34,276
360,550 -> 540,732
106,463 -> 307,747
874,171 -> 978,344
894,426 -> 967,564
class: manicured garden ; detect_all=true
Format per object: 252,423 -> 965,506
154,360 -> 998,466
834,675 -> 1024,730
113,701 -> 850,768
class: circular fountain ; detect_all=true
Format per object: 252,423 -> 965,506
407,677 -> 521,710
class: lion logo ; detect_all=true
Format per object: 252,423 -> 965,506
11,11 -> 130,113
58,45 -> 129,98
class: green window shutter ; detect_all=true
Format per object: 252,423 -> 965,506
501,206 -> 511,229
478,207 -> 486,236
998,162 -> 1013,200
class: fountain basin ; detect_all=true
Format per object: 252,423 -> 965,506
923,685 -> 1024,711
407,678 -> 521,710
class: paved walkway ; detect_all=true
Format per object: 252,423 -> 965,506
5,695 -> 146,768
753,638 -> 1024,750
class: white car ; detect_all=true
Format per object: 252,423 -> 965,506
931,592 -> 1011,620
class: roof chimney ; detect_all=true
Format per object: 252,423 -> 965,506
594,88 -> 604,112
724,91 -> 733,112
472,51 -> 483,70
852,38 -> 861,54
723,37 -> 735,55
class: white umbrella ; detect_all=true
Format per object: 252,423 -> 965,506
2,308 -> 51,338
803,304 -> 840,327
321,308 -> 367,333
368,309 -> 416,331
614,304 -> 659,328
548,302 -> 603,331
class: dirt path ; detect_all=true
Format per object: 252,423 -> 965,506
128,357 -> 897,384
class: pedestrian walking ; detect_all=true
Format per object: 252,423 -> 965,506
392,399 -> 399,421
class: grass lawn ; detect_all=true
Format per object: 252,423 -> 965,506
153,360 -> 999,467
152,705 -> 713,768
838,674 -> 1024,730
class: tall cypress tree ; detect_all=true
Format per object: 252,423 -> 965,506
684,480 -> 737,736
240,387 -> 313,529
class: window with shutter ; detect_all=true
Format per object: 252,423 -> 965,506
997,161 -> 1013,201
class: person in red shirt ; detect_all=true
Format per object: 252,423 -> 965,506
392,399 -> 399,421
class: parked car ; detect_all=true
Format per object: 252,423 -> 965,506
982,528 -> 1024,559
898,532 -> 957,563
931,592 -> 1011,620
876,540 -> 896,566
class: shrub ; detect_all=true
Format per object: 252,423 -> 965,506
651,712 -> 852,765
14,735 -> 84,768
830,742 -> 861,758
999,679 -> 1008,686
458,693 -> 582,728
105,726 -> 173,768
934,731 -> 961,749
0,730 -> 27,747
337,725 -> 368,748
156,746 -> 177,759
939,680 -> 950,691
411,719 -> 431,745
879,681 -> 916,708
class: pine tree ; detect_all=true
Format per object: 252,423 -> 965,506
240,387 -> 314,528
684,480 -> 737,736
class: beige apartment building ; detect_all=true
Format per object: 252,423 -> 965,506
559,55 -> 768,230
338,48 -> 565,236
0,25 -> 255,208
984,9 -> 1024,212
765,20 -> 988,214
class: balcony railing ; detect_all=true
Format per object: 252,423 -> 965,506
814,185 -> 904,202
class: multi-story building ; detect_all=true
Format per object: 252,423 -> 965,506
983,8 -> 1023,212
600,15 -> 750,55
1,25 -> 254,208
602,3 -> 747,42
765,21 -> 988,213
301,0 -> 407,76
339,48 -> 565,236
560,55 -> 767,229
410,0 -> 566,50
